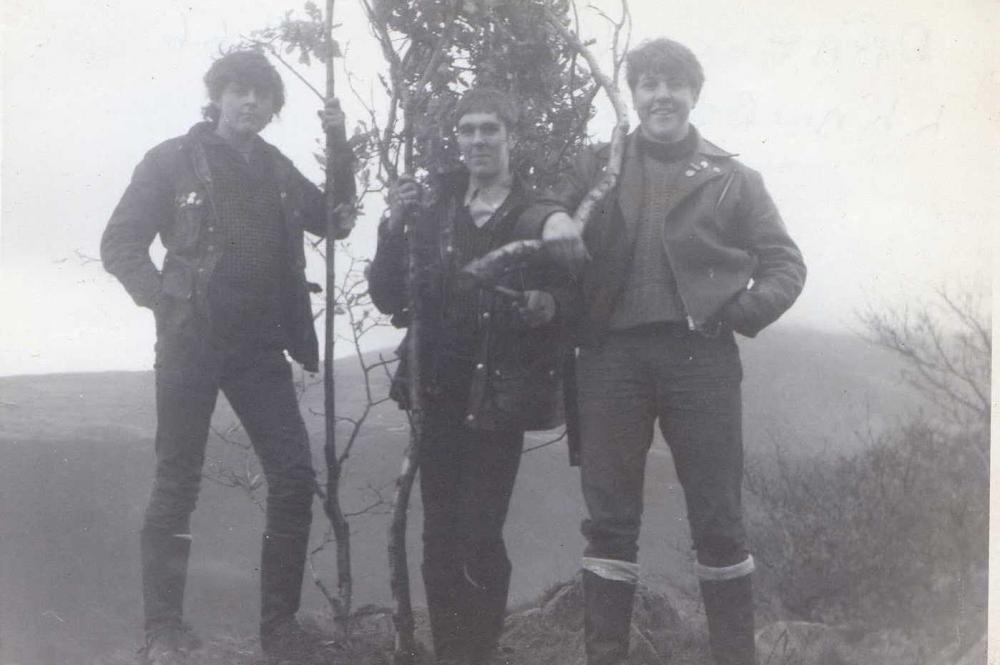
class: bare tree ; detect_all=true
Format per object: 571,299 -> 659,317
859,286 -> 990,440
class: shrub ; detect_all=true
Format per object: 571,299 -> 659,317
746,418 -> 987,652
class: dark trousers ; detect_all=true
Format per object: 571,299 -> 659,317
419,406 -> 524,663
577,325 -> 747,568
142,332 -> 315,634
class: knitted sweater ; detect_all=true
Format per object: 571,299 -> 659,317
608,131 -> 696,330
204,136 -> 288,348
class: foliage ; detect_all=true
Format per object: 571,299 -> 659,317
747,422 -> 987,646
356,0 -> 601,187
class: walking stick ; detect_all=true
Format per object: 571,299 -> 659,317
321,0 -> 354,638
388,195 -> 423,663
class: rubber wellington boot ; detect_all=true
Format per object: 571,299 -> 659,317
583,569 -> 636,665
700,575 -> 757,665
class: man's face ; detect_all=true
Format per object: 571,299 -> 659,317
632,72 -> 698,144
456,112 -> 512,180
215,81 -> 275,138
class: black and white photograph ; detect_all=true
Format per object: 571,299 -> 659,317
1,1 -> 994,664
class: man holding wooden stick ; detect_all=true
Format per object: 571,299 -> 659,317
369,88 -> 577,665
531,38 -> 807,665
101,50 -> 354,665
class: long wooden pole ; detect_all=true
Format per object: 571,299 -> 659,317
388,155 -> 422,665
322,0 -> 353,638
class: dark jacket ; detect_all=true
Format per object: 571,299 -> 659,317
101,122 -> 355,372
368,170 -> 578,432
521,127 -> 806,344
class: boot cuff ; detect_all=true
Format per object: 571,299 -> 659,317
694,554 -> 755,581
582,557 -> 639,584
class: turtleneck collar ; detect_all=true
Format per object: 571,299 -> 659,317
637,127 -> 698,163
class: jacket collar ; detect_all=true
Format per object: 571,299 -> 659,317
616,125 -> 736,231
623,125 -> 738,160
185,121 -> 292,190
690,127 -> 737,159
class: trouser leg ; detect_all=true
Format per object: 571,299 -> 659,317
576,337 -> 654,665
419,410 -> 523,663
653,331 -> 754,665
419,411 -> 471,662
222,349 -> 316,634
142,335 -> 220,635
458,428 -> 523,664
140,529 -> 193,635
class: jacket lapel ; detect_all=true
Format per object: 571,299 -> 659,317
657,129 -> 736,223
616,132 -> 643,241
188,138 -> 223,233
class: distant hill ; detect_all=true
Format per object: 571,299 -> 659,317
0,325 -> 918,665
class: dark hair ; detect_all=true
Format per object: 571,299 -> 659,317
453,87 -> 518,132
626,38 -> 704,96
202,50 -> 285,123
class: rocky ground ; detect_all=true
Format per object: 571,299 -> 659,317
81,575 -> 985,665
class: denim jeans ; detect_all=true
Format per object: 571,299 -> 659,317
144,333 -> 315,537
576,324 -> 747,569
141,331 -> 315,631
418,405 -> 524,662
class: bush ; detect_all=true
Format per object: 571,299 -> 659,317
746,417 -> 987,653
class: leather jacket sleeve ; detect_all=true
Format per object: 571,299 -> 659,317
518,146 -> 603,237
294,153 -> 356,240
368,216 -> 409,326
100,148 -> 172,309
719,168 -> 806,337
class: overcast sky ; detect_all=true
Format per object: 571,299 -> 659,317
1,0 -> 996,376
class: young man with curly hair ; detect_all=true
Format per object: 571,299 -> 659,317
102,50 -> 355,664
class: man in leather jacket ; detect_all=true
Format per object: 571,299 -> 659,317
101,50 -> 355,665
526,38 -> 806,665
368,87 -> 577,665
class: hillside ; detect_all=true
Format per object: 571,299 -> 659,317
0,325 -> 919,665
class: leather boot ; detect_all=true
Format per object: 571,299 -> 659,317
259,531 -> 309,635
141,528 -> 192,636
583,569 -> 636,665
700,575 -> 756,665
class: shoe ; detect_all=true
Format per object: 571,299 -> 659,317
139,623 -> 202,665
260,617 -> 336,664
